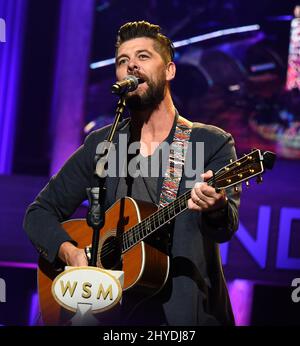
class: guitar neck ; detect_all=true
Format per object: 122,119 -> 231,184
121,189 -> 190,253
121,148 -> 270,253
121,171 -> 231,253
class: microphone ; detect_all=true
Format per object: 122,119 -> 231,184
111,75 -> 142,95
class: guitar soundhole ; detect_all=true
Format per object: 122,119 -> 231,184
99,236 -> 122,270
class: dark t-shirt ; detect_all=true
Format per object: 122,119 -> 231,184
116,153 -> 159,204
116,119 -> 177,204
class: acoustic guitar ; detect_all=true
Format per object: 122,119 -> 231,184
38,149 -> 276,325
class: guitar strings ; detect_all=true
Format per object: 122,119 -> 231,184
97,158 -> 258,261
97,164 -> 253,261
98,162 -> 256,261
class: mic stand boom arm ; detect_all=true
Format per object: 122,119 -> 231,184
86,95 -> 126,267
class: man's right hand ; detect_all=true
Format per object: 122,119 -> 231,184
58,241 -> 88,266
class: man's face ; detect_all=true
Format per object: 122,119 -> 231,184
115,37 -> 168,111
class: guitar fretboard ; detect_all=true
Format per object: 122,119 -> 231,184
121,149 -> 263,253
121,190 -> 190,252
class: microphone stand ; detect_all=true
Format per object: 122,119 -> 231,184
86,95 -> 127,266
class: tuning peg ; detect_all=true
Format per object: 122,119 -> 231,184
230,159 -> 233,163
234,186 -> 239,192
256,175 -> 263,184
245,180 -> 250,188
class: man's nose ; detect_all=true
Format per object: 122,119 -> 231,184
127,60 -> 140,74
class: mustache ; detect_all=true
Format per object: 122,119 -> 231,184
130,72 -> 148,84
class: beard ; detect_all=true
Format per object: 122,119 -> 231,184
125,75 -> 166,112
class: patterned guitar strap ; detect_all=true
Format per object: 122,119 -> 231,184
159,115 -> 193,208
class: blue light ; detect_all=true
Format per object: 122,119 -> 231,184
28,292 -> 39,326
0,0 -> 27,174
250,62 -> 276,72
267,15 -> 293,21
173,24 -> 260,48
90,57 -> 115,69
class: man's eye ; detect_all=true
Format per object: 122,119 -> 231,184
118,59 -> 128,65
139,54 -> 149,59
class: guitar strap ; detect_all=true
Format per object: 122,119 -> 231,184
159,115 -> 193,208
158,117 -> 211,301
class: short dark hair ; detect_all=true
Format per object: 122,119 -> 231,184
115,21 -> 174,63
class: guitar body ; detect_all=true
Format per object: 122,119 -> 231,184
38,197 -> 170,325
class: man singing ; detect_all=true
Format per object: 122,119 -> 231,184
24,21 -> 240,326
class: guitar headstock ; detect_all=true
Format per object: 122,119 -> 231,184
213,149 -> 276,190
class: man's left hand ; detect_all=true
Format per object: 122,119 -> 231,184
188,170 -> 227,212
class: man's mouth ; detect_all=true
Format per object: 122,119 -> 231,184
137,77 -> 145,84
131,73 -> 147,85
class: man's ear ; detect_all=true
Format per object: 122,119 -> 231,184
166,61 -> 176,81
